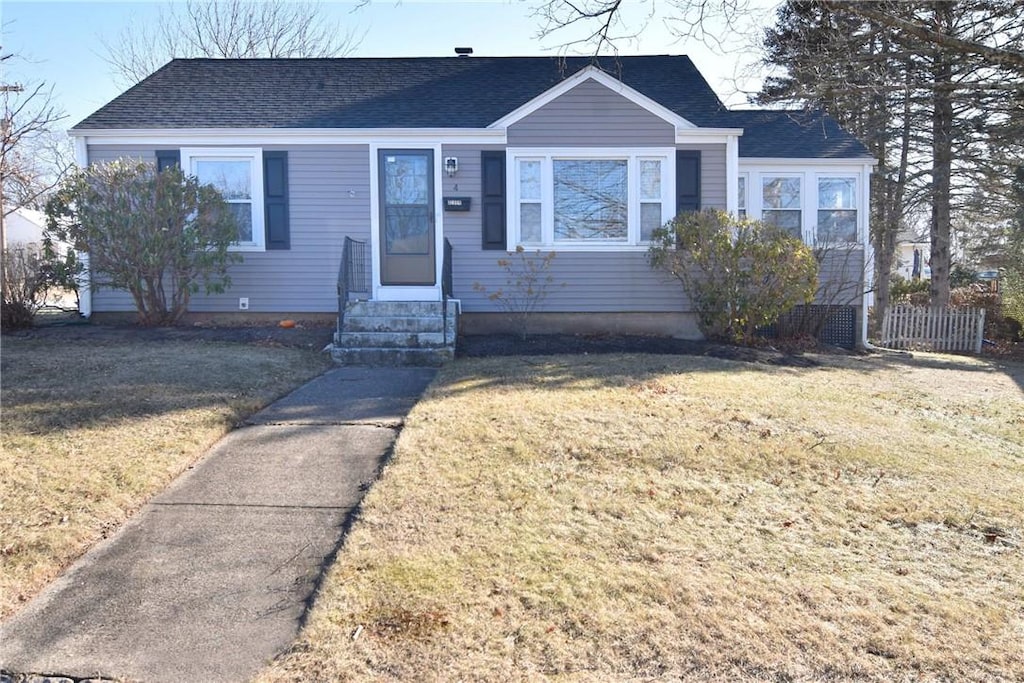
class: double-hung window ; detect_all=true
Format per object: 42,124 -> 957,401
181,148 -> 265,251
816,177 -> 858,243
511,149 -> 674,248
761,176 -> 802,239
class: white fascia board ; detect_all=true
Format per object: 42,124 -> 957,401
675,128 -> 745,144
739,156 -> 878,167
73,127 -> 507,146
489,65 -> 697,130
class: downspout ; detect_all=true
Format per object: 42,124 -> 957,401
72,134 -> 92,318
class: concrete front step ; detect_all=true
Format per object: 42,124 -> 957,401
343,315 -> 456,335
331,346 -> 454,367
333,300 -> 459,366
345,301 -> 450,317
335,331 -> 449,349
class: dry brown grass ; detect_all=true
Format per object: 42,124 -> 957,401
0,332 -> 329,619
259,351 -> 1024,683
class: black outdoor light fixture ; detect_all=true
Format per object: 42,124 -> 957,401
444,156 -> 459,177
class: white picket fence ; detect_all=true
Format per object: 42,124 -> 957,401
880,305 -> 986,353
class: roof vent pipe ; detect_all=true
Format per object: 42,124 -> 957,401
455,47 -> 473,57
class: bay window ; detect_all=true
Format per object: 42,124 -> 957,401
181,148 -> 265,250
511,149 -> 674,248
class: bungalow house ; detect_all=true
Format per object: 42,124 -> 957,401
70,54 -> 875,361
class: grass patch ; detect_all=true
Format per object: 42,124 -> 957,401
259,352 -> 1024,682
0,332 -> 330,619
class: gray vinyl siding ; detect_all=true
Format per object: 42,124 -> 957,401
507,80 -> 675,147
686,143 -> 727,211
443,145 -> 689,313
87,144 -> 371,313
817,248 -> 866,307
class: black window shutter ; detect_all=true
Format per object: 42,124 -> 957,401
263,151 -> 289,250
156,150 -> 180,172
481,150 -> 506,250
676,150 -> 701,214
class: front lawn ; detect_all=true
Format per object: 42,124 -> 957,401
0,328 -> 331,620
259,351 -> 1024,682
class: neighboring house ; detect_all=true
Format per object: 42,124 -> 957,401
895,228 -> 931,281
3,207 -> 48,249
70,54 -> 876,355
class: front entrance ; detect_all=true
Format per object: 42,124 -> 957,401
378,149 -> 436,286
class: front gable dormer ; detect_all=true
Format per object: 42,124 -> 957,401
493,66 -> 695,147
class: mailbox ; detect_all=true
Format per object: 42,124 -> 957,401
443,196 -> 471,212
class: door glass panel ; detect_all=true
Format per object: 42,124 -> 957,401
383,153 -> 431,256
385,206 -> 430,254
384,155 -> 429,205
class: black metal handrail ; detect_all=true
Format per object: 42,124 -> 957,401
337,237 -> 369,338
442,237 -> 454,347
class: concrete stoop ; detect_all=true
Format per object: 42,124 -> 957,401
331,300 -> 457,366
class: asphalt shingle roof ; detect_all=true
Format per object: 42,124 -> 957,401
75,56 -> 871,159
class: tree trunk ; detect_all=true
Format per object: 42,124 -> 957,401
929,2 -> 955,308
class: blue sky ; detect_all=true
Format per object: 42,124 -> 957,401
2,0 -> 771,130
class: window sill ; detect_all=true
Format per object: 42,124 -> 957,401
228,244 -> 266,253
514,242 -> 652,253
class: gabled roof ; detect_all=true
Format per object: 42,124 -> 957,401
75,56 -> 726,130
74,55 -> 871,159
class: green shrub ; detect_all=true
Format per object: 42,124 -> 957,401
950,264 -> 979,289
46,159 -> 241,326
648,209 -> 818,343
890,274 -> 931,303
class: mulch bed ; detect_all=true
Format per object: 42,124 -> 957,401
8,318 -> 336,351
456,333 -> 837,367
33,313 -> 1017,368
8,317 -> 864,368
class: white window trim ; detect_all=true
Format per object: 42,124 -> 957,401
737,171 -> 749,219
738,165 -> 869,250
506,147 -> 676,252
181,147 -> 265,252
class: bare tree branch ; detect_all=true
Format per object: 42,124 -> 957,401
831,1 -> 1024,73
2,80 -> 68,219
101,0 -> 362,87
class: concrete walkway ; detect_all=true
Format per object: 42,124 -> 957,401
0,367 -> 437,683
